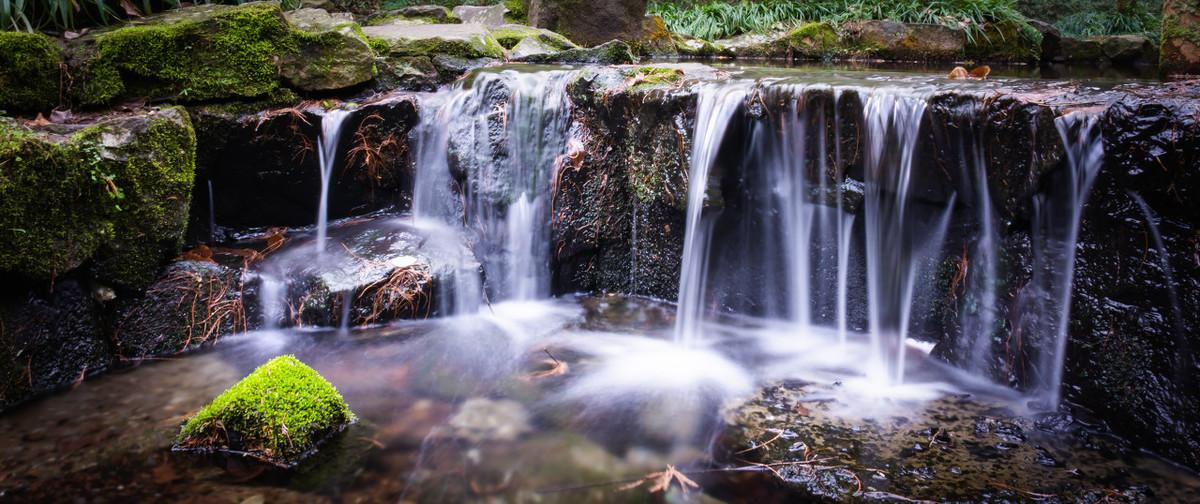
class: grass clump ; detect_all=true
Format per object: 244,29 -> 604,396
1055,7 -> 1161,42
175,355 -> 355,467
648,0 -> 1032,43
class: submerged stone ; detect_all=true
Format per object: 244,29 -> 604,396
174,355 -> 355,467
0,107 -> 196,289
0,32 -> 62,113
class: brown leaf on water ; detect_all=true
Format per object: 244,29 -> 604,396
522,358 -> 568,381
793,402 -> 811,416
948,66 -> 969,80
969,65 -> 991,80
180,244 -> 215,263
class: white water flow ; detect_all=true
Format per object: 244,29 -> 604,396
207,180 -> 216,242
259,273 -> 285,329
412,70 -> 575,311
1026,113 -> 1104,407
672,83 -> 751,345
861,91 -> 940,385
315,109 -> 352,256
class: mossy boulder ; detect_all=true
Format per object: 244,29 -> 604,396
840,20 -> 965,61
718,23 -> 841,60
362,22 -> 504,59
0,32 -> 62,113
514,39 -> 636,64
0,107 -> 196,289
282,8 -> 377,91
68,2 -> 296,105
364,5 -> 460,27
966,19 -> 1043,63
489,23 -> 576,50
175,355 -> 355,467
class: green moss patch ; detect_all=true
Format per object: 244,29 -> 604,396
490,24 -> 575,50
175,355 -> 355,467
0,108 -> 195,288
0,32 -> 63,113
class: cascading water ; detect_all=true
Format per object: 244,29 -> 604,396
1020,112 -> 1104,407
411,70 -> 576,311
315,109 -> 352,256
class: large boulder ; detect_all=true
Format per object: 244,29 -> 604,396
282,8 -> 377,91
528,0 -> 647,48
1058,36 -> 1106,62
718,23 -> 841,60
965,19 -> 1043,62
841,20 -> 965,61
489,23 -> 576,50
66,2 -> 297,106
363,5 -> 460,26
1097,34 -> 1158,66
452,4 -> 508,27
0,32 -> 62,113
1161,0 -> 1200,75
0,107 -> 196,290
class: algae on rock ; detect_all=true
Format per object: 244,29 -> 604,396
175,355 -> 355,467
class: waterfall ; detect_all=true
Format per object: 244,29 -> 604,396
673,83 -> 750,345
315,109 -> 352,256
411,70 -> 576,312
1022,113 -> 1104,407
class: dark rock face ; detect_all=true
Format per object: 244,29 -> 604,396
528,0 -> 647,48
0,280 -> 110,410
190,97 -> 418,236
115,259 -> 246,359
1161,0 -> 1200,75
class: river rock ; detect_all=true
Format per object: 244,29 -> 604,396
175,355 -> 355,467
0,280 -> 110,410
434,398 -> 531,442
1058,36 -> 1106,62
528,0 -> 647,48
840,20 -> 965,61
0,107 -> 195,290
452,4 -> 507,27
514,39 -> 636,64
282,8 -> 376,92
1028,19 -> 1062,62
718,22 -> 841,60
363,22 -> 505,60
1097,34 -> 1158,65
0,32 -> 62,113
965,19 -> 1042,62
116,259 -> 246,359
510,37 -> 557,58
490,23 -> 576,50
364,5 -> 460,26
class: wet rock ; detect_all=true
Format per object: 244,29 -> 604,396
281,8 -> 377,92
489,23 -> 576,50
1028,19 -> 1062,62
174,355 -> 355,468
452,4 -> 507,27
1161,0 -> 1200,75
840,21 -> 965,61
719,383 -> 1193,501
0,32 -> 62,113
0,107 -> 196,290
372,55 -> 440,91
190,99 -> 417,232
1058,36 -> 1106,63
636,15 -> 677,58
514,39 -> 636,64
528,0 -> 647,48
115,259 -> 246,359
0,280 -> 110,410
1096,34 -> 1158,66
430,54 -> 497,83
363,22 -> 505,60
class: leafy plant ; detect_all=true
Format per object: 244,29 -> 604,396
2,0 -> 301,33
1055,7 -> 1161,42
647,0 -> 1033,42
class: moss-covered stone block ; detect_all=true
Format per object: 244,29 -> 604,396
490,23 -> 576,50
282,8 -> 377,91
362,22 -> 505,59
0,32 -> 62,113
0,107 -> 196,289
68,2 -> 296,104
966,19 -> 1043,63
174,355 -> 355,467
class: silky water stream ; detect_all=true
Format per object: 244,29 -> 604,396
1,67 -> 1197,502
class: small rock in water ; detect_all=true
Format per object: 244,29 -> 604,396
435,398 -> 531,443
